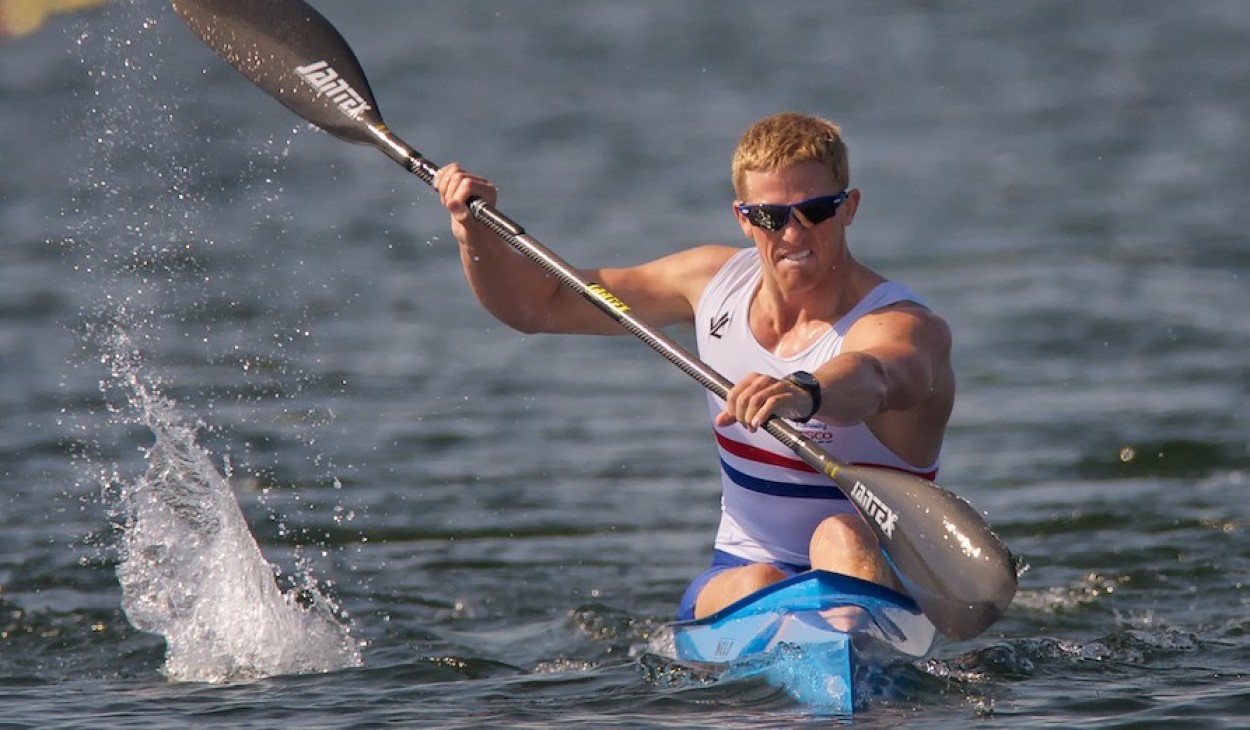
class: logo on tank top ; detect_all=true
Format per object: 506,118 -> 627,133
709,312 -> 730,339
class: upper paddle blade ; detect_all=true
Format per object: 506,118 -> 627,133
835,464 -> 1017,640
171,0 -> 384,145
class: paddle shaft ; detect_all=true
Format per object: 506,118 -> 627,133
169,0 -> 1017,640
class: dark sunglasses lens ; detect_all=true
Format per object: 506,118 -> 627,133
795,196 -> 842,225
748,205 -> 788,231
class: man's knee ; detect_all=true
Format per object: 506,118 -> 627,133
694,563 -> 788,618
809,514 -> 878,558
809,514 -> 900,589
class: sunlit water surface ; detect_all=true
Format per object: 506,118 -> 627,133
0,1 -> 1247,727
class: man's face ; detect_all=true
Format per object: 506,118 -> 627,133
735,161 -> 858,293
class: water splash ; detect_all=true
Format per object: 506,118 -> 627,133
104,325 -> 361,682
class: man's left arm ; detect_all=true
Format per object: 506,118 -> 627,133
812,303 -> 952,426
714,304 -> 952,432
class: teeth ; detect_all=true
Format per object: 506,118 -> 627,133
784,251 -> 812,263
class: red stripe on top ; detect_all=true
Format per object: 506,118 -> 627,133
714,431 -> 939,481
715,432 -> 817,473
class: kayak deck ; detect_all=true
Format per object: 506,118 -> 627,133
670,570 -> 936,711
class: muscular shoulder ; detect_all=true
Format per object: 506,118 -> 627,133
844,300 -> 952,359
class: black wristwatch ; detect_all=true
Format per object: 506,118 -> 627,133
784,371 -> 821,423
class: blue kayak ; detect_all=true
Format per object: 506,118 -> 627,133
670,570 -> 936,712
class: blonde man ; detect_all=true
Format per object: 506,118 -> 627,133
434,112 -> 954,619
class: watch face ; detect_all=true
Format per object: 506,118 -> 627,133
790,371 -> 818,388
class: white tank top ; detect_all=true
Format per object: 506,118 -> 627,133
694,248 -> 939,565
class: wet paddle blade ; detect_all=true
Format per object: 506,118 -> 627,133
171,0 -> 385,146
833,463 -> 1017,640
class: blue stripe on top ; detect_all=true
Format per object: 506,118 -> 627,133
720,459 -> 849,500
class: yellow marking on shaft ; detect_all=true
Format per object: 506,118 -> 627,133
588,284 -> 630,313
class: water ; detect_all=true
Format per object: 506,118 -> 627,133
102,324 -> 360,682
2,0 -> 1248,726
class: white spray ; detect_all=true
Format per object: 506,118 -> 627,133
105,326 -> 361,682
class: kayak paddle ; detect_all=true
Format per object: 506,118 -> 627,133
169,0 -> 1017,641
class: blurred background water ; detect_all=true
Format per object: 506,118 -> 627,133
1,0 -> 1247,726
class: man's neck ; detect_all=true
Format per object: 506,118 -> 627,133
750,259 -> 882,355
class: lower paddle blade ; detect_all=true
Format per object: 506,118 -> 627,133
171,0 -> 384,145
835,464 -> 1017,641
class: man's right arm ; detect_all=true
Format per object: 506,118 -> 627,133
435,162 -> 735,335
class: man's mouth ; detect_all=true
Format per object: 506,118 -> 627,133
781,250 -> 813,264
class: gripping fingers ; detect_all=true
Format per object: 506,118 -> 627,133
434,163 -> 496,221
721,373 -> 796,432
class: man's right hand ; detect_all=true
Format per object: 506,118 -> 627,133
433,162 -> 498,236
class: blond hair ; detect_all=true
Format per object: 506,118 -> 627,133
731,112 -> 849,199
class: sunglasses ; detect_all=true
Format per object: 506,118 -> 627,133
735,191 -> 849,232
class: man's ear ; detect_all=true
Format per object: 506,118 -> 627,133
843,188 -> 861,226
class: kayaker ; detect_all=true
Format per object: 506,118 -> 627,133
434,111 -> 955,621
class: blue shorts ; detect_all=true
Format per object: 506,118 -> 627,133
676,549 -> 810,621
